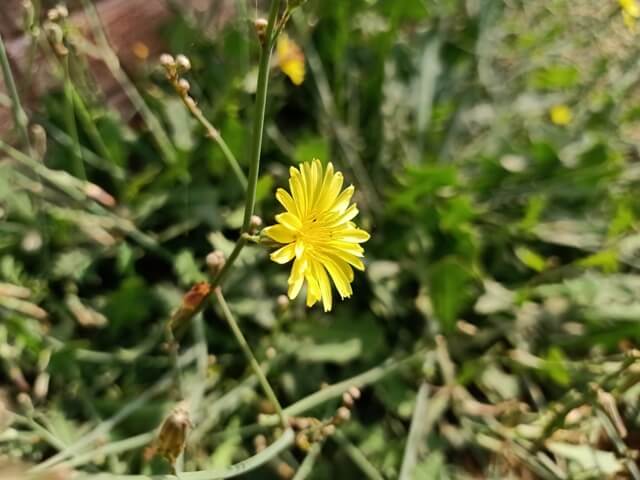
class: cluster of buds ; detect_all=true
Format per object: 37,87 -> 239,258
145,401 -> 192,471
289,386 -> 361,451
206,250 -> 226,277
160,53 -> 193,98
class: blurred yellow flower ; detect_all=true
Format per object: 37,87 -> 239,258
550,104 -> 572,126
276,34 -> 305,85
620,0 -> 640,31
263,159 -> 370,312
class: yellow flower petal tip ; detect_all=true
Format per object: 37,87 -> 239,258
620,0 -> 640,18
549,104 -> 572,126
277,34 -> 305,86
265,159 -> 370,312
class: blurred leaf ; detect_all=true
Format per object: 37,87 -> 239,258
546,442 -> 622,476
514,246 -> 546,272
429,258 -> 475,332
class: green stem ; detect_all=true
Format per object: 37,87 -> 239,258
30,348 -> 199,473
0,31 -> 32,153
333,432 -> 385,480
62,54 -> 86,179
292,441 -> 324,480
71,87 -> 113,163
214,288 -> 287,428
67,429 -> 295,480
80,0 -> 177,166
212,234 -> 248,286
241,0 -> 282,232
261,350 -> 425,426
176,91 -> 247,190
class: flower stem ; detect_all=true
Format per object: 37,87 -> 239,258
0,31 -> 32,153
214,288 -> 287,428
241,0 -> 282,233
172,88 -> 247,190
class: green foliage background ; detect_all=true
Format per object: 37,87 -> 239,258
2,0 -> 640,478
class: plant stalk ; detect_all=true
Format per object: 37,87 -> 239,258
0,31 -> 32,153
241,0 -> 282,232
214,288 -> 287,428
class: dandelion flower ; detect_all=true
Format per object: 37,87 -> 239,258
263,159 -> 370,312
549,104 -> 572,126
276,34 -> 305,86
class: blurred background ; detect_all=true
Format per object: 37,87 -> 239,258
2,0 -> 640,478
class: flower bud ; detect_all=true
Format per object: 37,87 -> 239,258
336,406 -> 351,423
249,215 -> 263,234
85,182 -> 116,208
254,18 -> 268,43
160,53 -> 175,67
206,250 -> 226,276
30,124 -> 47,160
154,401 -> 192,467
175,54 -> 191,72
177,78 -> 191,94
276,294 -> 289,311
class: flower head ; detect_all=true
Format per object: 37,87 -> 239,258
276,34 -> 305,86
620,0 -> 640,31
263,159 -> 370,312
549,104 -> 572,126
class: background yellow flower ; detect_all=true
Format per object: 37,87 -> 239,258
276,34 -> 305,85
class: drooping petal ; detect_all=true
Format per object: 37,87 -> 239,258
270,243 -> 296,264
312,259 -> 333,311
288,256 -> 307,299
263,224 -> 296,244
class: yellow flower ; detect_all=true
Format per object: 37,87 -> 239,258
276,34 -> 305,86
263,159 -> 370,312
620,0 -> 640,17
549,104 -> 572,126
620,0 -> 640,31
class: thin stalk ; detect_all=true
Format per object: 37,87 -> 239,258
214,288 -> 286,428
67,429 -> 295,480
261,350 -> 424,426
292,441 -> 324,480
333,432 -> 385,480
241,0 -> 282,232
62,54 -> 86,179
80,0 -> 177,166
0,31 -> 32,153
212,234 -> 248,286
173,88 -> 247,190
31,348 -> 198,473
71,88 -> 113,163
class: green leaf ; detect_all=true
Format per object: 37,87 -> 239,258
429,258 -> 475,332
514,246 -> 546,272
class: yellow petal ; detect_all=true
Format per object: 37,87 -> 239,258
270,243 -> 296,264
336,228 -> 370,243
331,249 -> 365,271
275,212 -> 303,231
288,256 -> 307,299
263,224 -> 296,244
313,259 -> 333,312
317,252 -> 353,298
305,268 -> 321,307
276,188 -> 298,215
289,168 -> 306,216
331,185 -> 355,213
